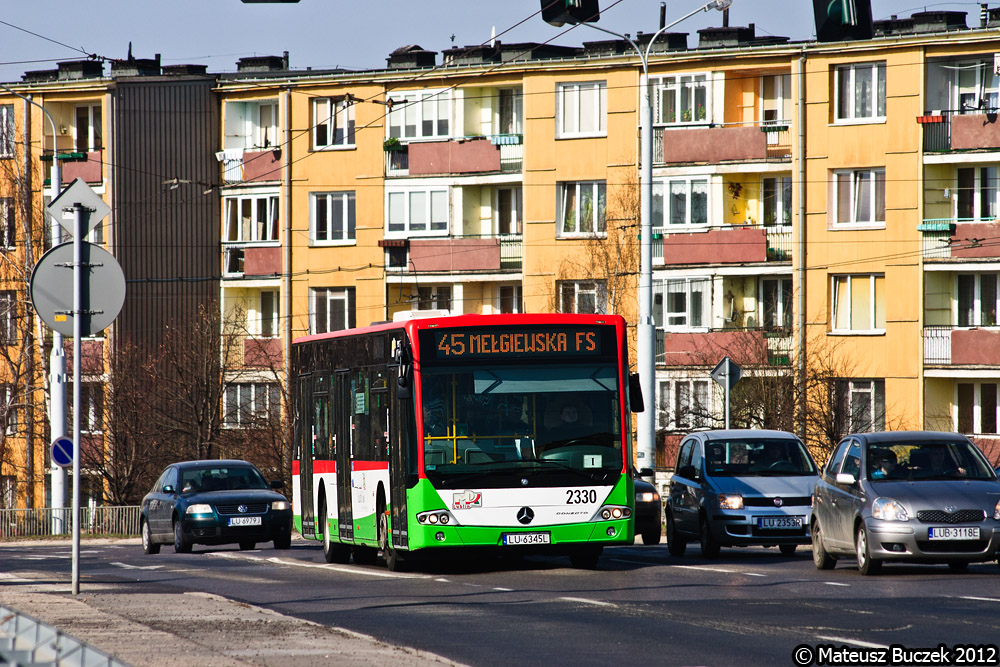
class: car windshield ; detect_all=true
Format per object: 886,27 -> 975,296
866,440 -> 996,481
704,438 -> 817,476
420,363 -> 623,487
179,466 -> 269,493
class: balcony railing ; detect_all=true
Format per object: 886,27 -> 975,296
223,243 -> 245,277
655,326 -> 793,366
923,325 -> 1000,365
920,109 -> 1000,152
385,233 -> 523,272
384,135 -> 522,177
923,326 -> 951,364
918,217 -> 1000,259
651,224 -> 791,264
654,121 -> 791,165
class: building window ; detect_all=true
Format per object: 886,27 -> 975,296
496,187 -> 522,235
656,178 -> 709,227
310,287 -> 355,335
387,188 -> 448,236
835,62 -> 886,122
659,379 -> 712,430
654,278 -> 710,329
558,181 -> 606,236
313,97 -> 355,148
655,74 -> 711,125
416,285 -> 452,312
0,475 -> 14,508
955,61 -> 999,112
0,291 -> 15,345
831,274 -> 885,333
75,105 -> 102,152
762,176 -> 792,227
224,100 -> 278,150
1,384 -> 16,435
833,169 -> 885,226
834,379 -> 885,434
224,194 -> 279,242
762,278 -> 793,330
224,383 -> 281,427
958,382 -> 998,434
559,280 -> 607,314
958,274 -> 999,327
387,90 -> 450,140
68,383 -> 103,434
258,290 -> 279,338
1,198 -> 14,249
498,285 -> 523,314
0,105 -> 13,157
956,167 -> 999,221
556,81 -> 607,137
311,191 -> 356,243
497,89 -> 523,135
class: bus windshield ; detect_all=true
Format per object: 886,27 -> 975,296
420,363 -> 623,487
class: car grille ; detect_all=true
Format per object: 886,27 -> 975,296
916,539 -> 990,554
916,509 -> 985,524
216,503 -> 268,516
743,497 -> 812,507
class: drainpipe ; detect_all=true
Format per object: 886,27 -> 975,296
283,87 -> 293,478
797,50 -> 807,440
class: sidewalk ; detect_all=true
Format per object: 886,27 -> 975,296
2,539 -> 462,667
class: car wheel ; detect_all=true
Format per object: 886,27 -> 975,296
569,545 -> 603,569
173,519 -> 192,554
779,544 -> 797,556
641,520 -> 662,546
321,501 -> 350,564
239,540 -> 256,551
855,524 -> 881,576
948,561 -> 970,571
273,529 -> 291,550
811,521 -> 836,571
141,519 -> 160,555
666,512 -> 687,557
699,516 -> 721,559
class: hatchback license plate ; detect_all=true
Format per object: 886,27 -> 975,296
502,532 -> 550,546
756,516 -> 803,530
928,526 -> 979,540
228,516 -> 262,527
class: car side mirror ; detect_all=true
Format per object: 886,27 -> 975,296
677,465 -> 697,481
270,480 -> 284,490
835,472 -> 857,485
163,485 -> 176,495
638,467 -> 654,478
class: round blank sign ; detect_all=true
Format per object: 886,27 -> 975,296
30,241 -> 125,338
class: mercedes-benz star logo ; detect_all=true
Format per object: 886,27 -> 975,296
238,504 -> 248,513
773,497 -> 783,508
517,507 -> 534,525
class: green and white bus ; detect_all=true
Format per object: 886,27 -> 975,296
291,313 -> 642,570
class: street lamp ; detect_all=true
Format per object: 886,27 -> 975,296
0,83 -> 65,530
549,0 -> 733,473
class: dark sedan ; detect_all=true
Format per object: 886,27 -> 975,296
634,468 -> 662,545
141,460 -> 292,554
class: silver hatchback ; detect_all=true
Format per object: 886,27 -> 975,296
812,431 -> 1000,575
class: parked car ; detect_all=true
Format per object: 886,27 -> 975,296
634,468 -> 662,545
812,431 -> 1000,575
665,430 -> 820,558
141,460 -> 292,554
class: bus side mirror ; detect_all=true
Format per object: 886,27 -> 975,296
396,369 -> 411,400
629,372 -> 644,413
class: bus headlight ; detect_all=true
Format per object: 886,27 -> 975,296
416,510 -> 459,526
593,505 -> 631,522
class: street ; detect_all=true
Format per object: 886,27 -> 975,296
3,537 -> 999,666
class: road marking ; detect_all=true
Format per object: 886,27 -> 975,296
493,587 -> 514,592
205,551 -> 430,579
960,596 -> 1000,603
110,562 -> 163,570
744,573 -> 766,577
815,635 -> 890,649
559,597 -> 617,608
435,578 -> 450,583
670,564 -> 737,574
823,581 -> 850,587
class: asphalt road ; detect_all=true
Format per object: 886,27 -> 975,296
3,537 -> 1000,667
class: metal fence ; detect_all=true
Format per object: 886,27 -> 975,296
0,506 -> 141,540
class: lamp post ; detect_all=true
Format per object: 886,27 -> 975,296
0,83 -> 65,530
556,0 -> 733,473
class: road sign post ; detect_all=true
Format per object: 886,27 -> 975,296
711,357 -> 742,429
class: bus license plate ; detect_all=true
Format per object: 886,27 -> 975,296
756,516 -> 802,530
228,516 -> 262,527
929,526 -> 979,540
502,532 -> 550,546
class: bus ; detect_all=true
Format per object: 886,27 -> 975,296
291,313 -> 643,570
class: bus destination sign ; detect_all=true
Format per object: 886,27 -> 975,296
424,327 -> 604,360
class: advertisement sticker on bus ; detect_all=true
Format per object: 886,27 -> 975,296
453,491 -> 483,510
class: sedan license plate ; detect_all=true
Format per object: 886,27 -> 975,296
228,516 -> 262,527
756,516 -> 803,530
928,526 -> 980,540
502,532 -> 550,546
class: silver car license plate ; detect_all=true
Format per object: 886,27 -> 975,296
928,526 -> 979,540
228,516 -> 262,527
756,516 -> 803,530
502,532 -> 550,545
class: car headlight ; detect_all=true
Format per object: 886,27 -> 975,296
871,497 -> 909,522
185,503 -> 213,516
636,492 -> 659,503
994,498 -> 1000,521
272,500 -> 290,511
718,493 -> 744,510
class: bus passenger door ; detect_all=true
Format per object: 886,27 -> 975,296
336,370 -> 354,541
297,374 -> 315,537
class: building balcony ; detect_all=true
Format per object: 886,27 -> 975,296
43,150 -> 103,185
224,334 -> 283,370
923,326 -> 1000,365
655,327 -> 793,367
217,149 -> 282,184
652,224 -> 791,265
381,234 -> 522,273
223,243 -> 281,278
920,110 -> 1000,153
918,218 -> 1000,260
655,122 -> 791,165
384,135 -> 523,177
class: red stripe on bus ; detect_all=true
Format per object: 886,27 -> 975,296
291,460 -> 339,475
351,460 -> 389,472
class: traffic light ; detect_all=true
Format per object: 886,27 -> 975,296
541,0 -> 600,27
812,0 -> 873,42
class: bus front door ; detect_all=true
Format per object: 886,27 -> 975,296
336,371 -> 354,541
297,375 -> 315,537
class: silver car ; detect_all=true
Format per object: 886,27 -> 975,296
812,431 -> 1000,575
665,430 -> 820,558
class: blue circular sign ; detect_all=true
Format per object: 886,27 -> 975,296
51,436 -> 73,468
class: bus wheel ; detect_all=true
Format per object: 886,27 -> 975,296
379,510 -> 407,572
569,545 -> 603,569
321,502 -> 349,564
